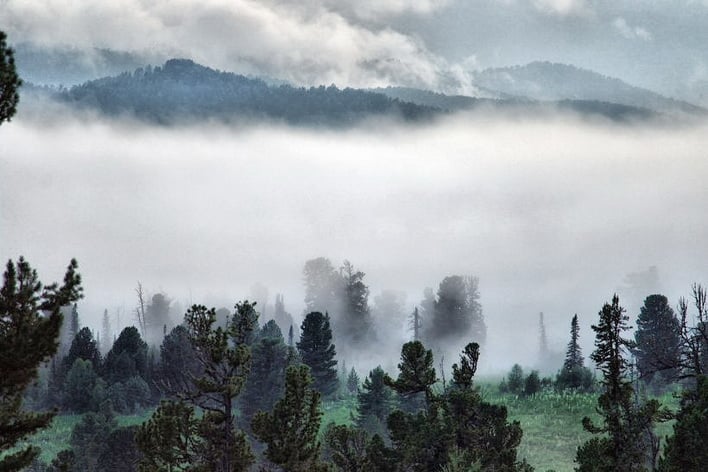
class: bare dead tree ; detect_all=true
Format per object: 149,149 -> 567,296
135,282 -> 147,337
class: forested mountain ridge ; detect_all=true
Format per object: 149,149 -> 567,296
52,58 -> 436,125
473,61 -> 705,115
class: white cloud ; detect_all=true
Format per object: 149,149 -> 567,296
0,0 -> 470,93
532,0 -> 589,16
613,17 -> 652,41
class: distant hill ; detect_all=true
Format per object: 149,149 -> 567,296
473,61 -> 705,115
52,59 -> 435,125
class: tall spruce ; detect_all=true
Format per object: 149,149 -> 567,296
634,294 -> 682,386
556,315 -> 594,392
357,366 -> 395,434
251,365 -> 330,472
339,260 -> 373,347
578,295 -> 666,472
0,31 -> 21,125
297,311 -> 338,397
426,275 -> 486,346
0,257 -> 82,471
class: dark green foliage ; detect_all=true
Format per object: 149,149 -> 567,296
384,342 -> 529,471
634,294 -> 682,386
70,408 -> 118,471
64,327 -> 101,372
297,312 -> 339,397
62,359 -> 98,412
658,375 -> 708,472
356,366 -> 395,435
384,341 -> 437,404
556,315 -> 595,392
182,302 -> 258,471
0,257 -> 82,471
58,59 -> 433,126
578,295 -> 666,472
524,371 -> 541,397
136,400 -> 204,472
97,426 -> 142,472
251,365 -> 330,472
363,435 -> 398,472
239,320 -> 293,432
0,31 -> 21,125
506,364 -> 525,395
104,327 -> 149,384
425,275 -> 486,346
47,450 -> 75,472
158,325 -> 202,395
322,423 -> 368,472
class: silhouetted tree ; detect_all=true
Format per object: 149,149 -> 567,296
303,258 -> 341,314
578,295 -> 666,472
157,325 -> 202,396
64,327 -> 102,373
634,294 -> 682,387
357,367 -> 395,435
425,275 -> 486,346
0,31 -> 21,125
346,367 -> 360,395
556,315 -> 594,392
239,320 -> 293,433
273,293 -> 295,336
146,293 -> 171,344
409,307 -> 422,342
62,359 -> 99,413
297,312 -> 338,397
506,364 -> 525,395
103,327 -> 149,384
0,257 -> 82,471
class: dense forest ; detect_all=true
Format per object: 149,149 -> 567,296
2,255 -> 707,472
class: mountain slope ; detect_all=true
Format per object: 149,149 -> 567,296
473,61 -> 704,115
54,59 -> 435,125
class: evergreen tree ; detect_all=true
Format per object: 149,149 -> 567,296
425,275 -> 486,346
239,320 -> 293,433
303,257 -> 341,314
356,366 -> 395,434
69,407 -> 118,471
384,341 -> 437,405
136,400 -> 203,471
339,260 -> 372,346
273,293 -> 295,336
346,367 -> 360,395
556,315 -> 594,392
97,425 -> 142,472
409,307 -> 422,342
578,295 -> 666,472
322,423 -> 368,472
297,312 -> 338,397
64,326 -> 102,373
634,294 -> 682,386
181,302 -> 257,471
104,326 -> 149,384
251,365 -> 330,472
0,257 -> 82,471
62,359 -> 99,413
0,31 -> 21,125
523,371 -> 541,397
146,293 -> 172,345
506,364 -> 525,395
658,375 -> 708,472
157,325 -> 202,396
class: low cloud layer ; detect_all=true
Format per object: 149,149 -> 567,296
2,113 -> 707,371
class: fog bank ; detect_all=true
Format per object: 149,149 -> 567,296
1,114 -> 707,373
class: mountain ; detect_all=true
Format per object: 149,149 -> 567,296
473,61 -> 704,115
49,59 -> 434,125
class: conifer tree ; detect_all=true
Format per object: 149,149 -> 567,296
556,314 -> 594,392
409,307 -> 421,342
63,326 -> 102,372
0,257 -> 82,471
297,312 -> 338,397
0,31 -> 21,125
578,295 -> 666,472
384,341 -> 437,405
251,365 -> 330,472
340,260 -> 372,346
634,294 -> 682,386
346,367 -> 360,395
357,366 -> 395,433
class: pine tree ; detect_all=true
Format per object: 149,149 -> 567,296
303,257 -> 341,314
0,257 -> 82,471
297,312 -> 338,397
251,365 -> 330,472
634,294 -> 682,386
103,326 -> 149,384
384,341 -> 437,405
68,304 -> 80,344
409,307 -> 421,342
425,275 -> 486,346
63,326 -> 102,373
506,364 -> 524,395
0,31 -> 21,125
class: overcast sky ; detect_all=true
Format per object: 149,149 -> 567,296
2,0 -> 708,99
